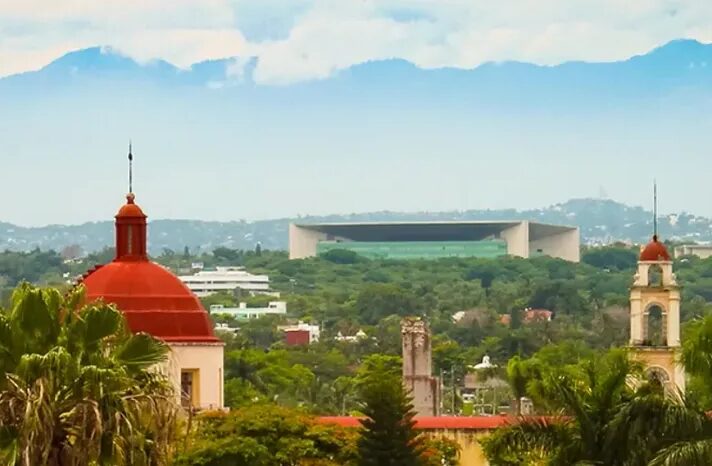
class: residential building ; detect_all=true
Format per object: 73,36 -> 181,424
178,266 -> 272,297
280,321 -> 320,345
209,301 -> 287,320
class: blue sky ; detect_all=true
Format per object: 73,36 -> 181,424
1,1 -> 712,226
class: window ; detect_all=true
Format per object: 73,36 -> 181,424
644,305 -> 666,347
181,369 -> 200,409
648,264 -> 663,287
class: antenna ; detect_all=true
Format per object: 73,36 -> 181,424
128,141 -> 133,194
653,180 -> 658,240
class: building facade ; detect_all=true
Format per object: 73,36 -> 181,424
210,301 -> 287,320
674,244 -> 712,259
80,193 -> 224,410
179,266 -> 272,297
289,221 -> 580,262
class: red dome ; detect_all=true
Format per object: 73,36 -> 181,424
81,193 -> 219,343
640,236 -> 671,262
82,261 -> 219,343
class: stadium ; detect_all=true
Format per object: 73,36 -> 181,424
289,220 -> 580,262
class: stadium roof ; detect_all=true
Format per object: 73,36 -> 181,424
293,220 -> 576,242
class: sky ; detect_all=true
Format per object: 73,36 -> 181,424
1,1 -> 712,226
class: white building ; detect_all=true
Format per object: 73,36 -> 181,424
334,329 -> 368,342
179,266 -> 272,297
674,244 -> 712,259
210,301 -> 287,320
280,321 -> 321,344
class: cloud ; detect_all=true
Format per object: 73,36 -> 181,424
1,0 -> 712,81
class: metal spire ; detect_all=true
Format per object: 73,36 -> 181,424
653,180 -> 658,240
128,141 -> 133,194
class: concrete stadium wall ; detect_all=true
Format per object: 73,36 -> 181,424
289,225 -> 328,259
499,221 -> 529,258
529,227 -> 580,262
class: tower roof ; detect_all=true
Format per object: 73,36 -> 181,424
640,235 -> 671,262
81,193 -> 219,343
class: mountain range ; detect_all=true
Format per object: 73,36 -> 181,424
1,198 -> 709,255
2,39 -> 712,226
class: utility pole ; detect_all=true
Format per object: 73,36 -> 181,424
451,365 -> 455,415
439,368 -> 444,414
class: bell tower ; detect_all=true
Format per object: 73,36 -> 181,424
629,186 -> 684,392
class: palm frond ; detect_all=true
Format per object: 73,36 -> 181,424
649,438 -> 712,466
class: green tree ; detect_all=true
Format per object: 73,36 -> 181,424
354,284 -> 420,325
175,404 -> 358,466
482,349 -> 641,465
356,358 -> 424,466
0,283 -> 178,465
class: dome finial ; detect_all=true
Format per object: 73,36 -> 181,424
128,140 -> 134,195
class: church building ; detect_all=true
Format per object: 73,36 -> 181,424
79,190 -> 225,410
629,234 -> 685,393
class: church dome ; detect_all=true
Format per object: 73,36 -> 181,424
80,194 -> 219,343
640,236 -> 671,262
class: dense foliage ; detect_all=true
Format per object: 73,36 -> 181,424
4,245 -> 712,415
0,284 -> 178,465
482,315 -> 712,465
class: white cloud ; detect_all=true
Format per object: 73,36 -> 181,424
1,0 -> 712,81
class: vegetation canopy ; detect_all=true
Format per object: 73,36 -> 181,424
0,283 -> 178,466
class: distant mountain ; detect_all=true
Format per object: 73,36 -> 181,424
4,39 -> 712,91
1,199 -> 710,254
3,39 -> 712,227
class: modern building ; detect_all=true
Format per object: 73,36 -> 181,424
209,301 -> 287,320
80,192 -> 224,411
178,266 -> 272,297
289,220 -> 580,262
673,244 -> 712,259
629,235 -> 685,393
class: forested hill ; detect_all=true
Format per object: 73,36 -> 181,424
1,198 -> 711,254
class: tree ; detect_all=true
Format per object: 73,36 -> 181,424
175,404 -> 358,466
506,355 -> 533,416
482,349 -> 642,465
356,358 -> 425,466
354,284 -> 420,325
0,283 -> 178,465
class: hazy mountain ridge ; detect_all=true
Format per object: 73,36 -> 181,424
3,39 -> 712,91
1,199 -> 710,254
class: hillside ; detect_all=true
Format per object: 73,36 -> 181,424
1,198 -> 709,254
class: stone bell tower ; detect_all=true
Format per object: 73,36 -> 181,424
630,228 -> 685,393
401,317 -> 440,416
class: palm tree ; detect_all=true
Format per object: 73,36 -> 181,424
0,283 -> 178,465
506,356 -> 532,416
482,349 -> 642,465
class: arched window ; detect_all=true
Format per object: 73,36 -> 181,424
648,264 -> 663,287
645,305 -> 666,346
646,367 -> 670,387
